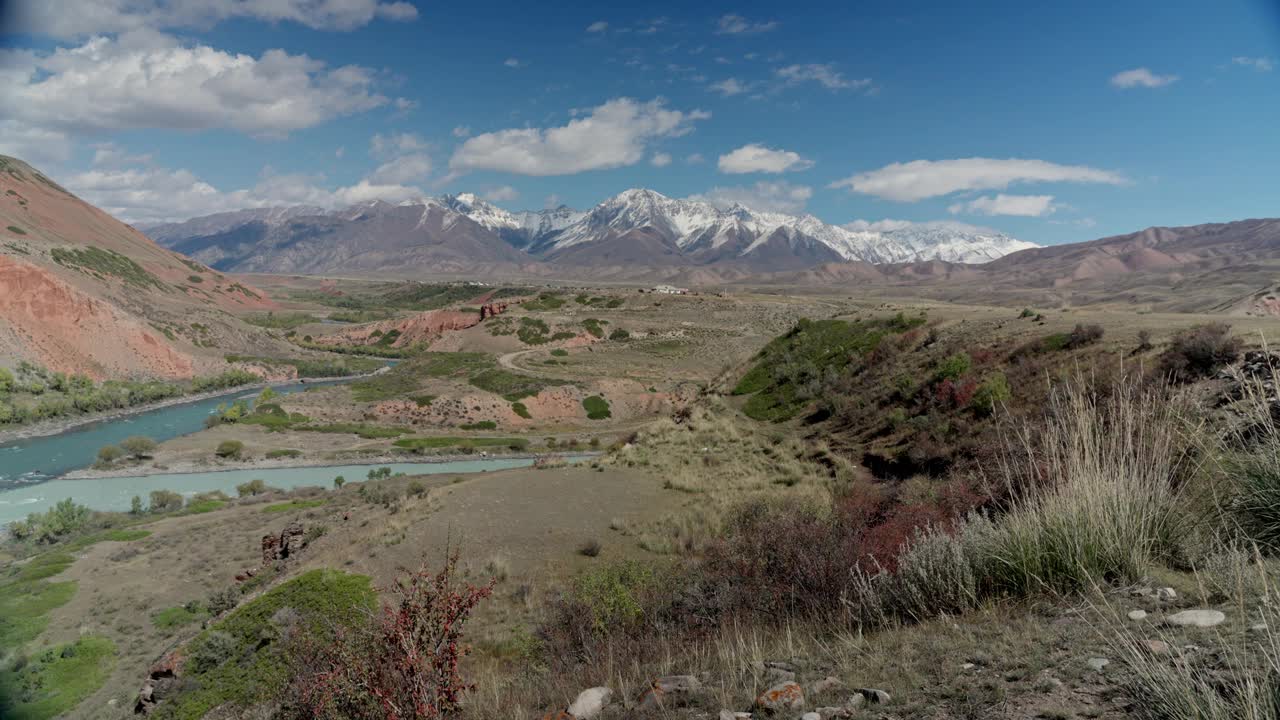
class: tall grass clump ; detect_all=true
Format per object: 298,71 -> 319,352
1222,361 -> 1280,551
981,378 -> 1195,595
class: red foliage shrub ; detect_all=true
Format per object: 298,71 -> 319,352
933,378 -> 979,409
284,551 -> 492,720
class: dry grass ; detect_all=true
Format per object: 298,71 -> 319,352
606,399 -> 855,554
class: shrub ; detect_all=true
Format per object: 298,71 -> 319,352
582,396 -> 611,420
19,498 -> 92,543
1158,322 -> 1242,381
970,372 -> 1011,416
120,435 -> 157,459
130,495 -> 143,515
149,489 -> 184,513
1065,323 -> 1105,349
282,552 -> 492,720
96,444 -> 123,464
608,328 -> 630,341
236,478 -> 268,497
933,353 -> 972,382
216,440 -> 244,459
1136,329 -> 1153,352
407,480 -> 427,497
511,402 -> 531,419
206,587 -> 239,616
578,539 -> 602,557
460,420 -> 497,430
333,475 -> 346,489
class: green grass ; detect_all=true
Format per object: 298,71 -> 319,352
182,499 -> 226,514
0,554 -> 78,650
733,316 -> 922,422
394,436 -> 529,451
265,448 -> 302,459
550,348 -> 569,357
460,420 -> 498,430
0,636 -> 117,720
469,368 -> 568,401
522,293 -> 566,311
409,394 -> 436,407
582,395 -> 612,420
156,570 -> 374,720
582,318 -> 606,338
49,246 -> 166,291
295,422 -> 408,439
350,353 -> 492,401
262,499 -> 327,513
242,312 -> 318,330
152,604 -> 209,629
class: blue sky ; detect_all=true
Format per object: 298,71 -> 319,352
0,0 -> 1276,245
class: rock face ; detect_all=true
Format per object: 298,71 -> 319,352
134,651 -> 184,714
315,308 -> 491,349
262,522 -> 306,566
755,681 -> 805,713
1164,610 -> 1226,628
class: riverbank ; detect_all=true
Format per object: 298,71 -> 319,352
0,367 -> 389,445
61,450 -> 601,480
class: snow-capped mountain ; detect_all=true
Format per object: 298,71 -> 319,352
443,188 -> 1037,265
144,188 -> 1037,275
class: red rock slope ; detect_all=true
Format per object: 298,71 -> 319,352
0,155 -> 277,379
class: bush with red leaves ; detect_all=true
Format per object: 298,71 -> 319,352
282,551 -> 493,720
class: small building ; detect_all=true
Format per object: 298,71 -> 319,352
651,284 -> 689,295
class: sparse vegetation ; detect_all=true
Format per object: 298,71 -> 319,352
582,395 -> 612,420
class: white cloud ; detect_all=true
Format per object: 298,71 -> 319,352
718,144 -> 813,174
14,0 -> 418,38
452,125 -> 472,138
504,57 -> 525,68
715,14 -> 777,35
947,193 -> 1057,217
776,63 -> 870,91
1233,56 -> 1274,72
449,97 -> 710,176
685,153 -> 705,164
692,181 -> 812,214
66,161 -> 426,225
393,97 -> 417,113
1110,67 -> 1179,89
2,33 -> 386,136
586,21 -> 608,33
368,154 -> 431,185
650,152 -> 672,167
830,157 -> 1126,202
483,186 -> 520,203
335,146 -> 345,159
90,142 -> 151,168
709,78 -> 749,96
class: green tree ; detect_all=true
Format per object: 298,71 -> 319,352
333,475 -> 346,489
120,435 -> 157,460
0,366 -> 13,393
236,478 -> 267,497
130,495 -> 144,515
97,444 -> 124,464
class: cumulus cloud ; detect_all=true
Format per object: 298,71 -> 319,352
1232,56 -> 1274,72
718,144 -> 813,174
709,78 -> 749,96
14,0 -> 418,38
586,20 -> 608,33
947,193 -> 1057,217
2,33 -> 386,137
650,152 -> 672,167
448,97 -> 710,176
368,155 -> 431,185
775,63 -> 870,91
691,181 -> 812,214
483,186 -> 520,203
1110,67 -> 1179,88
371,132 -> 428,156
829,157 -> 1125,202
715,14 -> 777,35
66,160 -> 425,225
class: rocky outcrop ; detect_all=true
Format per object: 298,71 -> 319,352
261,522 -> 306,566
480,302 -> 508,320
134,651 -> 184,714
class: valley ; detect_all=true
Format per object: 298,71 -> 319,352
2,155 -> 1280,720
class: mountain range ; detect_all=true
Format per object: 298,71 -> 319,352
142,189 -> 1039,276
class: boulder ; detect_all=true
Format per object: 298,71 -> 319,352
808,676 -> 844,697
856,688 -> 890,705
755,681 -> 804,713
1128,609 -> 1147,621
638,675 -> 701,710
1164,610 -> 1226,628
1142,639 -> 1171,655
1155,587 -> 1178,601
566,687 -> 612,719
1086,658 -> 1110,672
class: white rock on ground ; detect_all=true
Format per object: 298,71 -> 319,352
1164,610 -> 1226,628
1155,587 -> 1178,600
566,687 -> 612,719
1128,609 -> 1147,621
1087,658 -> 1110,672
